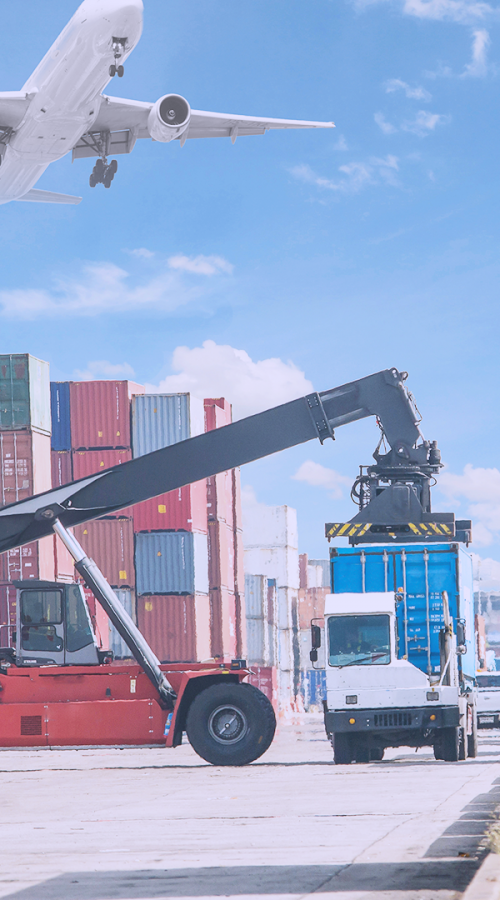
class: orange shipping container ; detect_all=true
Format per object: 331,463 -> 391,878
74,519 -> 135,588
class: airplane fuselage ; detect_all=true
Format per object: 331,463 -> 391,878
0,0 -> 143,204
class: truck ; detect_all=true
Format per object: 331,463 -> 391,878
0,367 -> 463,765
312,543 -> 477,762
476,673 -> 500,728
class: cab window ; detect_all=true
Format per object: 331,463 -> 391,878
328,614 -> 391,667
21,590 -> 62,625
21,625 -> 63,653
65,584 -> 94,652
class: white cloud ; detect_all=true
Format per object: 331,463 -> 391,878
462,28 -> 491,75
126,248 -> 155,259
354,0 -> 498,22
472,553 -> 500,590
167,254 -> 234,276
292,460 -> 351,499
73,360 -> 136,380
374,112 -> 398,134
290,155 -> 400,194
385,78 -> 432,100
334,135 -> 349,150
438,463 -> 500,546
147,340 -> 313,419
402,109 -> 450,135
0,253 -> 233,319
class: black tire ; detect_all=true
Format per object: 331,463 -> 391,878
370,747 -> 384,761
459,726 -> 467,761
185,682 -> 276,766
441,726 -> 460,762
109,64 -> 116,77
333,732 -> 352,764
468,711 -> 478,759
94,159 -> 105,178
89,174 -> 96,188
117,65 -> 124,77
353,738 -> 370,763
109,159 -> 118,174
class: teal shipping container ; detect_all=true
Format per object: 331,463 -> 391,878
0,354 -> 50,434
330,543 -> 475,681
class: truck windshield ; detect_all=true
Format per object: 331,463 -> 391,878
477,675 -> 500,688
328,614 -> 390,667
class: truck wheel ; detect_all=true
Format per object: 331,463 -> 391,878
185,682 -> 276,766
467,712 -> 478,759
459,726 -> 467,761
370,748 -> 384,761
440,726 -> 460,762
333,733 -> 352,764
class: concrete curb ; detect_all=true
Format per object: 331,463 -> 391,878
463,854 -> 500,900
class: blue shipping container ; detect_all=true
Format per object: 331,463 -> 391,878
300,669 -> 327,710
131,394 -> 204,458
135,531 -> 208,595
330,543 -> 475,680
50,382 -> 71,450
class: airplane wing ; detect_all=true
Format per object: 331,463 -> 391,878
0,91 -> 31,129
72,95 -> 334,159
17,189 -> 82,205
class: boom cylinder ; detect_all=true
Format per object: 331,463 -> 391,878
52,519 -> 176,709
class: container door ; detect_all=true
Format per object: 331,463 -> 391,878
18,587 -> 65,664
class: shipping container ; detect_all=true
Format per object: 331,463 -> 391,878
209,587 -> 237,659
208,519 -> 234,591
70,380 -> 144,449
0,354 -> 50,435
131,393 -> 204,458
108,589 -> 136,659
72,448 -> 132,480
298,586 -> 330,630
0,431 -> 51,506
74,518 -> 135,588
51,450 -> 73,487
135,531 -> 208,596
0,542 -> 38,581
299,669 -> 327,711
137,594 -> 197,662
246,665 -> 278,711
330,543 -> 475,680
0,584 -> 16,647
50,382 -> 71,450
132,479 -> 207,534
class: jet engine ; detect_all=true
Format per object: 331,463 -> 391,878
148,94 -> 191,143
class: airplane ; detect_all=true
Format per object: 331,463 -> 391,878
0,0 -> 335,207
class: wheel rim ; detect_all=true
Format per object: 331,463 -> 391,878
208,704 -> 248,745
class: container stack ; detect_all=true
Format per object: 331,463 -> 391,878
204,398 -> 246,660
0,356 -> 74,648
133,394 -> 211,663
297,553 -> 330,710
51,379 -> 144,655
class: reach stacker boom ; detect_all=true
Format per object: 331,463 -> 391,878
0,368 -> 459,765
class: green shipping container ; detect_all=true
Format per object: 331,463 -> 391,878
0,354 -> 51,434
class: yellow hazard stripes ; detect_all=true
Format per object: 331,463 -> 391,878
325,522 -> 453,539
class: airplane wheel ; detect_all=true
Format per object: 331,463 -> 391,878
117,65 -> 124,77
109,64 -> 116,77
109,159 -> 118,174
94,159 -> 105,178
89,174 -> 97,188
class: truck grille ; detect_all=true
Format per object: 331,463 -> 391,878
374,712 -> 412,728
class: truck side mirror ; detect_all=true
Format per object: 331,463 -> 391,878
311,624 -> 321,649
456,621 -> 466,646
310,649 -> 318,663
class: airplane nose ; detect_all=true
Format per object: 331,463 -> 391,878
80,0 -> 144,15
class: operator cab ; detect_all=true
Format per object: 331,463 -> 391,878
6,581 -> 99,667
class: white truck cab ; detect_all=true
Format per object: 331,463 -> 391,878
476,673 -> 500,728
317,590 -> 476,763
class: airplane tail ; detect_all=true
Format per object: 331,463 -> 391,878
17,189 -> 82,205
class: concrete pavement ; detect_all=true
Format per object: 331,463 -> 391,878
1,715 -> 500,900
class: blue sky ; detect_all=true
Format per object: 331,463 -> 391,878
1,0 -> 500,566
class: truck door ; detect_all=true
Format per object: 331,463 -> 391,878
18,586 -> 65,664
64,583 -> 99,665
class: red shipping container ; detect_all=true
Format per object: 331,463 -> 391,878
0,584 -> 16,647
72,448 -> 132,480
205,398 -> 235,526
209,587 -> 237,660
70,380 -> 144,450
208,520 -> 234,591
51,450 -> 73,487
0,431 -> 51,506
133,479 -> 207,534
0,542 -> 39,581
138,594 -> 197,662
247,666 -> 278,711
74,519 -> 135,588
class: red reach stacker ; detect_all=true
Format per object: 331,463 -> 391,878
0,369 -> 455,765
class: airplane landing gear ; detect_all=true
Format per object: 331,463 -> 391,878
109,38 -> 127,78
89,158 -> 118,189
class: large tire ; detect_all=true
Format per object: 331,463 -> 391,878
459,726 -> 467,761
185,682 -> 276,766
441,726 -> 460,762
468,710 -> 478,759
370,747 -> 384,761
333,732 -> 352,764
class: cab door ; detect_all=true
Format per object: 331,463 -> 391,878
17,587 -> 65,664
